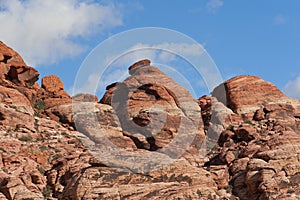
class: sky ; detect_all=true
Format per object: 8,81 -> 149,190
0,0 -> 300,99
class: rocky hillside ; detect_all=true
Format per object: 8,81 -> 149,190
0,41 -> 299,200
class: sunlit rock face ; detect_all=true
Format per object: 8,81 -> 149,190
0,42 -> 300,199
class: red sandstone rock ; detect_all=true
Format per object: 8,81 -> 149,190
128,59 -> 151,75
212,75 -> 286,114
99,82 -> 117,105
72,93 -> 98,102
0,41 -> 39,86
38,75 -> 72,115
0,42 -> 300,199
0,85 -> 34,115
42,75 -> 64,93
101,60 -> 204,160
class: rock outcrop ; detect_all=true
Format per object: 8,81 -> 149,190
73,93 -> 98,102
0,42 -> 300,199
0,41 -> 39,86
40,75 -> 71,110
212,75 -> 300,117
100,59 -> 204,160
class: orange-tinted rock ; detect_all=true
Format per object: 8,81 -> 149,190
1,41 -> 300,199
0,106 -> 36,132
212,75 -> 286,114
41,75 -> 64,93
0,41 -> 39,86
40,75 -> 71,114
197,95 -> 212,129
101,60 -> 204,159
235,125 -> 257,142
99,82 -> 117,105
0,85 -> 34,115
128,59 -> 151,75
73,93 -> 98,102
43,98 -> 72,110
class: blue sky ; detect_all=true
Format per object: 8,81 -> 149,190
0,0 -> 300,99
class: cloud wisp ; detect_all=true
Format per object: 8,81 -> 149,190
0,0 -> 123,67
108,42 -> 205,67
273,14 -> 287,25
206,0 -> 224,14
284,76 -> 300,99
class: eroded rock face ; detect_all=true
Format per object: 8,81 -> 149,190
73,93 -> 98,102
0,41 -> 39,86
100,60 -> 204,157
0,43 -> 300,200
60,159 -> 219,200
212,75 -> 287,115
206,92 -> 300,199
40,75 -> 71,108
128,59 -> 151,75
0,85 -> 34,115
99,82 -> 117,105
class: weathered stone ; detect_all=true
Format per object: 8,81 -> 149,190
253,108 -> 265,121
0,85 -> 34,115
60,159 -> 219,200
100,60 -> 205,160
41,75 -> 64,93
236,125 -> 257,142
73,93 -> 98,102
0,42 -> 299,199
128,59 -> 151,75
212,75 -> 285,114
0,41 -> 39,86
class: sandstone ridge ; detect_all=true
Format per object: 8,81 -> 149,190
0,41 -> 299,200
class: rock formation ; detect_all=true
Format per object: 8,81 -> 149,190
0,41 -> 299,199
212,75 -> 300,117
0,41 -> 39,86
100,59 -> 204,156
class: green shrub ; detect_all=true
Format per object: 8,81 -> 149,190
287,189 -> 295,193
34,99 -> 45,116
37,166 -> 46,174
40,145 -> 47,152
61,131 -> 67,136
244,119 -> 254,125
42,186 -> 52,198
226,125 -> 234,131
18,136 -> 33,142
52,153 -> 62,161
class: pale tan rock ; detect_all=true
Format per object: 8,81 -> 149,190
0,85 -> 34,115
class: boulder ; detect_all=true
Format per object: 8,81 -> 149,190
41,75 -> 64,93
39,75 -> 71,112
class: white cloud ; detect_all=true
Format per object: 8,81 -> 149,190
284,76 -> 300,99
108,42 -> 205,67
274,14 -> 287,25
0,0 -> 122,66
206,0 -> 224,13
155,43 -> 204,60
